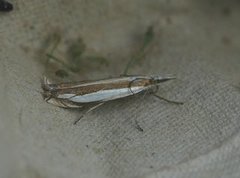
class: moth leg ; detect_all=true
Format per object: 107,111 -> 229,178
152,94 -> 184,105
73,102 -> 105,125
150,85 -> 183,105
134,120 -> 144,132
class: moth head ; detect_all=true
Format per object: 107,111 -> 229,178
151,75 -> 176,85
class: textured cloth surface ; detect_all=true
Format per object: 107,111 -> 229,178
0,0 -> 240,178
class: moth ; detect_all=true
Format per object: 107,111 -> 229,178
42,75 -> 182,124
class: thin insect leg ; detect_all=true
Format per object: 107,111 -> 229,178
60,100 -> 70,108
45,96 -> 52,102
134,120 -> 143,132
143,76 -> 160,98
152,94 -> 184,105
152,84 -> 159,94
73,102 -> 105,125
142,88 -> 151,99
140,84 -> 157,99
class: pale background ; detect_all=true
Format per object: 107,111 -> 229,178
0,0 -> 240,178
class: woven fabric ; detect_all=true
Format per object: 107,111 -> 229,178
1,1 -> 240,178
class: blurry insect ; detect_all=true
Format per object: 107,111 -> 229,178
41,26 -> 183,125
42,75 -> 183,124
0,0 -> 13,12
